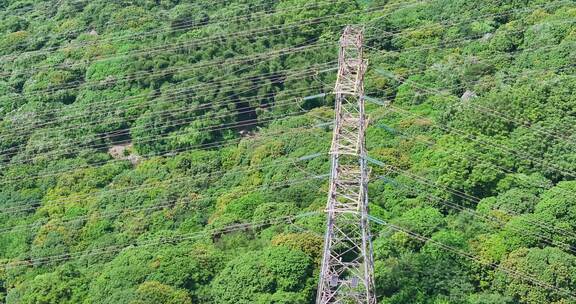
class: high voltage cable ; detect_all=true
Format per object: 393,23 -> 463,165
0,116 -> 334,193
3,35 -> 335,99
365,43 -> 576,146
12,17 -> 572,105
0,122 -> 330,216
0,138 -> 330,215
3,0 -> 572,86
362,18 -> 576,62
0,123 -> 329,214
5,72 -> 332,151
7,41 -> 333,99
0,90 -> 326,168
366,96 -> 576,243
0,66 -> 333,158
369,216 -> 576,300
23,41 -> 574,152
364,67 -> 576,177
7,9 -> 571,129
364,1 -> 573,31
0,152 -> 328,234
368,157 -> 576,256
0,5 -> 390,77
1,208 -> 325,270
0,66 -> 333,165
0,124 -> 331,215
0,90 -> 326,167
365,118 -> 576,240
365,62 -> 575,139
3,0 -> 435,63
296,213 -> 576,302
388,166 -> 576,250
375,97 -> 576,179
6,2 -> 558,85
2,21 -> 568,140
0,91 -> 330,217
1,36 -> 335,121
0,67 -> 332,171
373,64 -> 575,100
48,6 -> 568,140
0,52 -> 334,138
364,65 -> 576,169
0,1 -> 338,62
1,0 -> 457,84
0,109 -> 316,185
0,118 -> 332,191
372,85 -> 576,179
0,149 -> 329,216
363,61 -> 574,110
3,0 -> 327,59
367,99 -> 576,243
7,92 -> 316,158
1,14 -> 334,76
365,43 -> 575,82
2,0 -> 261,18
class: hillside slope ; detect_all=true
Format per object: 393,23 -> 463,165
1,0 -> 575,303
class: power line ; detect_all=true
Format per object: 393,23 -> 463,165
7,4 -> 572,101
365,44 -> 576,147
0,152 -> 328,234
0,1 -> 338,62
0,119 -> 333,210
0,51 -> 334,140
0,60 -> 334,143
4,0 -> 446,64
366,45 -> 575,86
365,88 -> 576,179
4,36 -> 334,99
1,208 -> 325,270
7,7 -> 572,135
8,43 -> 332,102
368,157 -> 576,256
363,18 -> 576,63
0,106 -> 327,185
1,102 -> 310,165
369,93 -> 576,180
364,120 -> 576,240
0,108 -> 322,187
369,216 -> 576,300
0,66 -> 334,176
0,74 -> 332,162
0,4 -> 390,77
364,97 -> 576,253
364,1 -> 573,32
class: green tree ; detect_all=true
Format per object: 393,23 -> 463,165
210,246 -> 313,303
130,281 -> 192,304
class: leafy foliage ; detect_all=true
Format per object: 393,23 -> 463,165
0,0 -> 575,303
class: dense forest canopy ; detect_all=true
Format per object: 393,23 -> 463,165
0,0 -> 575,303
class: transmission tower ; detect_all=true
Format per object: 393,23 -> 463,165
316,26 -> 377,303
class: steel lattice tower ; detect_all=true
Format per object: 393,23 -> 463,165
316,26 -> 377,304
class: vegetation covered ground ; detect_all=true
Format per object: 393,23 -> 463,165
0,0 -> 575,303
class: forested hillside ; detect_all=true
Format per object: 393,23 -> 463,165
0,0 -> 575,303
